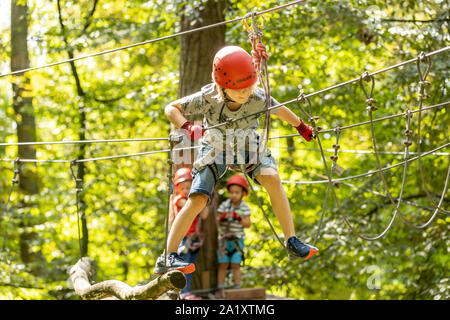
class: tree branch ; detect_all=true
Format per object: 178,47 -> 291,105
81,0 -> 99,35
69,257 -> 186,300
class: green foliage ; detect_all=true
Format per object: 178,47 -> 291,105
0,0 -> 448,300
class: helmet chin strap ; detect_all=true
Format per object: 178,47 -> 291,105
221,87 -> 236,103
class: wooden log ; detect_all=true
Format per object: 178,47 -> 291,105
222,287 -> 266,300
69,257 -> 186,300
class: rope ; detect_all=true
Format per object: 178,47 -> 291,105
294,71 -> 449,242
359,71 -> 450,232
228,12 -> 272,174
312,127 -> 340,246
282,142 -> 449,185
414,53 -> 450,214
0,0 -> 309,78
305,87 -> 399,240
282,162 -> 437,212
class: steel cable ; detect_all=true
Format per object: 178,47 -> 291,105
0,0 -> 309,78
0,102 -> 447,164
414,54 -> 450,214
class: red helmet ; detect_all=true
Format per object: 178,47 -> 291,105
174,167 -> 193,186
212,46 -> 257,89
226,175 -> 249,196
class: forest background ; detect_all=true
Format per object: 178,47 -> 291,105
0,0 -> 449,300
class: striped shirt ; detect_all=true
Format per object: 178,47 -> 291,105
217,199 -> 251,239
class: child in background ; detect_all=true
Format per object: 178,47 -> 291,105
169,167 -> 208,300
216,175 -> 251,298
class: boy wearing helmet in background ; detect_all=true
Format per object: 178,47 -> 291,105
170,167 -> 208,300
216,175 -> 251,298
154,45 -> 318,275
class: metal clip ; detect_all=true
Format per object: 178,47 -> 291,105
12,158 -> 20,184
416,51 -> 432,82
169,133 -> 184,144
366,98 -> 377,106
360,71 -> 375,102
242,12 -> 264,34
366,105 -> 378,112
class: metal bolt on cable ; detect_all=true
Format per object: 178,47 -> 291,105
403,141 -> 413,147
366,105 -> 378,112
419,80 -> 431,88
12,158 -> 20,184
361,71 -> 372,82
366,98 -> 377,106
225,118 -> 234,129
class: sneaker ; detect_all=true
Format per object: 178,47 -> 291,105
286,236 -> 319,261
153,252 -> 196,274
214,289 -> 223,299
180,292 -> 202,300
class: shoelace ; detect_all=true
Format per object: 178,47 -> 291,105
289,237 -> 305,248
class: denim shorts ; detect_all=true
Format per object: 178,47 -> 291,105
188,146 -> 277,200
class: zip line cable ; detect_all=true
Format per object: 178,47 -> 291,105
278,146 -> 450,156
0,0 -> 308,78
0,137 -> 168,147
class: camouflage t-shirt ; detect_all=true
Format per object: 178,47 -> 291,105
175,83 -> 280,170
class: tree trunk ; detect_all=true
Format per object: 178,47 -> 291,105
177,0 -> 227,293
178,0 -> 226,98
10,0 -> 45,276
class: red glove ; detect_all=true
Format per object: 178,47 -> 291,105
173,194 -> 186,211
232,211 -> 242,222
219,212 -> 229,223
181,121 -> 204,140
294,119 -> 314,141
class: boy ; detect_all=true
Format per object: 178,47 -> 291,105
216,175 -> 251,297
154,45 -> 318,275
